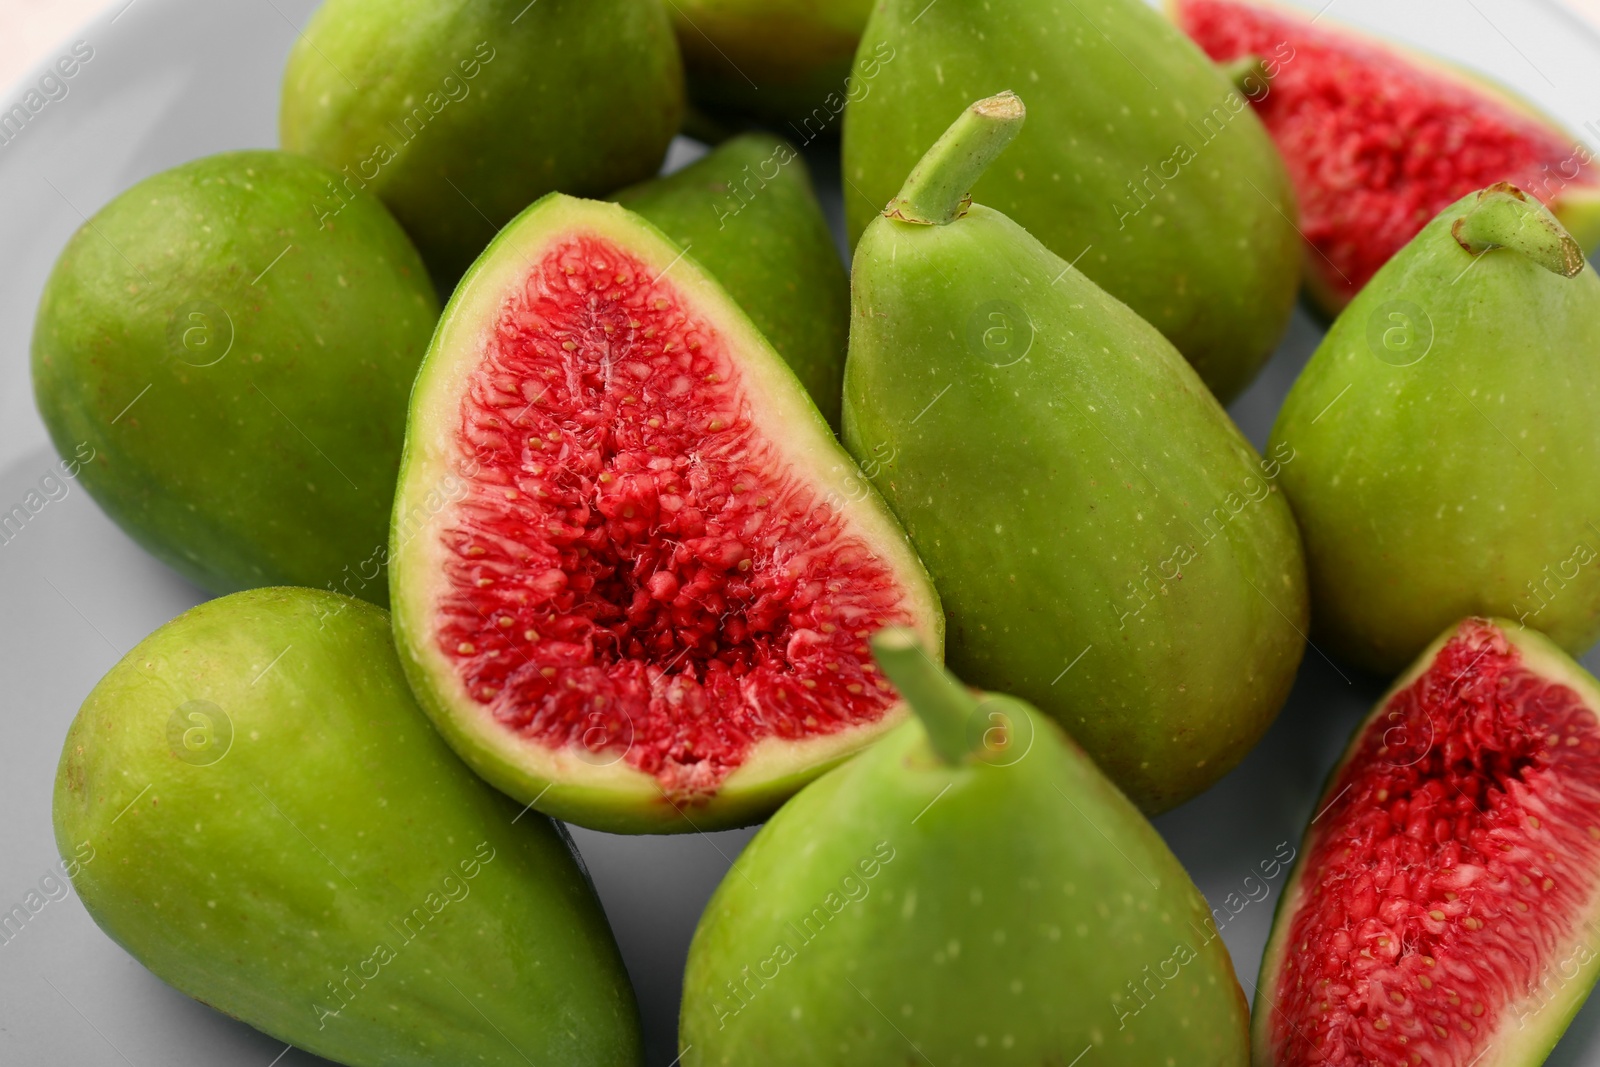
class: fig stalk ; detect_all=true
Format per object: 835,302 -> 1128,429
1451,183 -> 1587,278
882,91 -> 1025,226
870,628 -> 979,764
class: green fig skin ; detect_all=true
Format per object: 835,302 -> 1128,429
280,0 -> 684,284
1269,189 -> 1600,675
679,656 -> 1250,1064
614,134 -> 850,425
841,0 -> 1301,402
669,0 -> 872,125
31,151 -> 438,605
845,160 -> 1307,811
53,588 -> 642,1067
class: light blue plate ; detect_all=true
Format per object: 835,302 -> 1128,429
1,1 -> 1598,1063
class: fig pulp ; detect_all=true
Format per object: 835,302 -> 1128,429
679,630 -> 1250,1065
842,0 -> 1301,402
280,0 -> 684,283
1270,185 -> 1600,674
614,134 -> 850,425
389,193 -> 942,834
1257,618 -> 1600,1066
31,150 -> 437,604
53,588 -> 641,1067
845,94 -> 1307,812
1174,0 -> 1600,314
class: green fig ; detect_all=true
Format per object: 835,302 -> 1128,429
669,0 -> 872,126
614,134 -> 850,425
841,0 -> 1301,402
280,0 -> 684,283
1269,184 -> 1600,675
31,150 -> 438,604
679,629 -> 1250,1065
843,94 -> 1308,812
53,587 -> 641,1067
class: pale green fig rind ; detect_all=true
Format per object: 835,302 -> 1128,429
31,150 -> 438,605
680,701 -> 1250,1064
280,0 -> 684,284
613,134 -> 850,426
669,0 -> 872,124
390,192 -> 943,835
842,0 -> 1302,402
53,588 -> 641,1067
844,205 -> 1308,812
1251,618 -> 1600,1067
1269,191 -> 1600,675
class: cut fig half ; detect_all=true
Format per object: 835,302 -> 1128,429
1172,0 -> 1600,315
389,193 -> 942,834
1257,618 -> 1600,1066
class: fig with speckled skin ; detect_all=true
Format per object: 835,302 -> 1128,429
842,0 -> 1300,401
844,94 -> 1307,812
31,150 -> 437,604
54,587 -> 641,1067
679,629 -> 1250,1065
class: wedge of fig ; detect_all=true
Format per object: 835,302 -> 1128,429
1173,0 -> 1600,315
1257,618 -> 1600,1066
613,133 -> 850,426
389,193 -> 943,835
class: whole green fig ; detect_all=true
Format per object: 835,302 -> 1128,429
842,0 -> 1301,401
844,93 -> 1307,812
53,588 -> 641,1066
614,134 -> 850,424
280,0 -> 684,282
669,0 -> 873,126
31,150 -> 437,604
679,629 -> 1250,1065
1270,184 -> 1600,674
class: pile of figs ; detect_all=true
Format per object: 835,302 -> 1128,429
31,0 -> 1600,1064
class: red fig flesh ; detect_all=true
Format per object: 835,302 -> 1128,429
1174,0 -> 1600,312
1257,619 -> 1600,1065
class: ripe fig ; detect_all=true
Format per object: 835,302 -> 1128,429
1173,0 -> 1600,315
679,629 -> 1250,1065
1270,185 -> 1600,674
31,150 -> 437,604
388,192 -> 942,834
844,93 -> 1307,812
614,134 -> 849,425
1256,617 -> 1600,1065
53,588 -> 641,1067
668,0 -> 872,127
841,0 -> 1301,402
280,0 -> 684,283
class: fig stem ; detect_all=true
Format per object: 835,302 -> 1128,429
1451,183 -> 1586,278
882,91 -> 1026,226
871,628 -> 979,765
